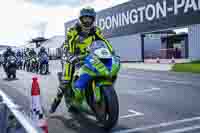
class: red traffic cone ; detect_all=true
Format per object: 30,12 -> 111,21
38,119 -> 48,133
31,77 -> 40,96
31,77 -> 43,121
31,77 -> 48,133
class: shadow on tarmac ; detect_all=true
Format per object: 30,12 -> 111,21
48,113 -> 108,133
2,78 -> 19,81
47,112 -> 130,133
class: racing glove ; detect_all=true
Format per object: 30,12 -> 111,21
68,55 -> 80,64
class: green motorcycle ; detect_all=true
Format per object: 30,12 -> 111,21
61,40 -> 120,130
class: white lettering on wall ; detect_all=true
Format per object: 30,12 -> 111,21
138,6 -> 146,22
199,0 -> 200,10
112,15 -> 119,28
174,0 -> 185,15
184,0 -> 198,13
96,0 -> 200,30
122,11 -> 130,26
119,13 -> 122,26
130,9 -> 138,24
146,4 -> 156,21
99,18 -> 105,30
105,16 -> 112,30
156,0 -> 167,18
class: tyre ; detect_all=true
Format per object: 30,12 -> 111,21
43,64 -> 48,74
7,74 -> 11,79
40,64 -> 44,74
98,86 -> 119,130
26,64 -> 29,72
39,63 -> 46,74
10,67 -> 16,79
13,73 -> 16,79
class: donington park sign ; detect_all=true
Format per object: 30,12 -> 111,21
65,0 -> 200,38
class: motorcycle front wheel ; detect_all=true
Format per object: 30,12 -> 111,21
94,86 -> 119,130
41,64 -> 47,74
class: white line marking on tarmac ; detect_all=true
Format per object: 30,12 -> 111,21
120,109 -> 144,119
0,89 -> 20,109
114,116 -> 200,133
120,74 -> 193,85
118,88 -> 161,95
160,125 -> 200,133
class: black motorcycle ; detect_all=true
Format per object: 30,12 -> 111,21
29,57 -> 39,73
5,56 -> 17,79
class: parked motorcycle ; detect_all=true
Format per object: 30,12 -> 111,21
29,57 -> 39,73
5,55 -> 17,79
58,40 -> 120,130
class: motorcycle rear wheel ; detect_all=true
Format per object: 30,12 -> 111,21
7,74 -> 11,79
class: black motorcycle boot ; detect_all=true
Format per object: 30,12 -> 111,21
49,87 -> 64,114
60,80 -> 79,113
60,80 -> 71,103
49,78 -> 71,114
49,98 -> 61,113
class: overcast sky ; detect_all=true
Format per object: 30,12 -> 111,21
0,0 -> 129,46
0,0 -> 187,46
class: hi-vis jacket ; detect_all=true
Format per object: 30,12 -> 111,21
63,23 -> 113,81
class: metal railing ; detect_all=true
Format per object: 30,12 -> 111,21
0,90 -> 43,133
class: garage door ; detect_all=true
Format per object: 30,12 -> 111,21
108,34 -> 142,62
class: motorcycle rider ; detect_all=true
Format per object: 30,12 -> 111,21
29,48 -> 38,71
38,46 -> 49,73
16,50 -> 23,58
3,47 -> 16,72
23,48 -> 30,70
24,48 -> 30,57
49,7 -> 113,113
16,50 -> 23,69
29,48 -> 37,58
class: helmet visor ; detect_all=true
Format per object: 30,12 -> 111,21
80,16 -> 94,28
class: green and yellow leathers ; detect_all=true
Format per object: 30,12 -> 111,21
63,26 -> 113,81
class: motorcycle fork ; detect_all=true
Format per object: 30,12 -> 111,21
92,80 -> 101,103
